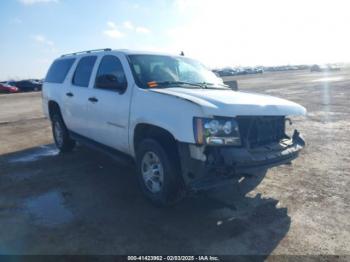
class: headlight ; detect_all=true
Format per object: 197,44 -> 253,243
204,120 -> 220,135
223,121 -> 232,134
193,117 -> 241,146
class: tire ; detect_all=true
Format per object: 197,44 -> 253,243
51,113 -> 75,153
136,139 -> 184,206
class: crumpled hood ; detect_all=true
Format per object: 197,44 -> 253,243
150,88 -> 306,116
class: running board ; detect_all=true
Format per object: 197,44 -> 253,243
69,131 -> 134,167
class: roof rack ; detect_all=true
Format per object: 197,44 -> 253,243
61,48 -> 112,57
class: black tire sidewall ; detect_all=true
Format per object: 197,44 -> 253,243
136,139 -> 183,206
51,114 -> 74,152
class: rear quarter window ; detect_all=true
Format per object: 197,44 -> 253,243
45,58 -> 76,84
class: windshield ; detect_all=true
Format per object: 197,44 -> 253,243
128,54 -> 227,89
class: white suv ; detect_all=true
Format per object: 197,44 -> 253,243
42,49 -> 306,206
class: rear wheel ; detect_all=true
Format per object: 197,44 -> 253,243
136,139 -> 184,206
51,113 -> 75,153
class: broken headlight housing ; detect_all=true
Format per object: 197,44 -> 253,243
193,117 -> 241,146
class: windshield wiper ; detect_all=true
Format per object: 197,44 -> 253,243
152,81 -> 205,88
195,82 -> 230,89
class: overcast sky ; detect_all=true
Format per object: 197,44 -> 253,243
0,0 -> 349,80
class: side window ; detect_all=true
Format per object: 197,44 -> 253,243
72,56 -> 97,87
95,55 -> 127,92
45,58 -> 76,84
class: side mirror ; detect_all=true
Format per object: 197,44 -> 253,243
96,74 -> 126,92
223,80 -> 238,91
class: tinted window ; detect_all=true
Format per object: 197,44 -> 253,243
95,55 -> 127,91
72,56 -> 97,87
45,58 -> 75,84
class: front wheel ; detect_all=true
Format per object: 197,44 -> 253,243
51,113 -> 75,153
136,139 -> 184,206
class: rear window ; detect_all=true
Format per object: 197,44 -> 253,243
45,58 -> 76,84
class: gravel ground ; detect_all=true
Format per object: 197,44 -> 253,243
0,69 -> 349,258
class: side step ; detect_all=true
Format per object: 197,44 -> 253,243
69,131 -> 134,167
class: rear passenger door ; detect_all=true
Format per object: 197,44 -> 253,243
87,54 -> 131,153
63,56 -> 97,137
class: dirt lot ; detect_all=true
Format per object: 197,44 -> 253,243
0,69 -> 349,257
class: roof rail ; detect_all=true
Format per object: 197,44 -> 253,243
61,48 -> 112,57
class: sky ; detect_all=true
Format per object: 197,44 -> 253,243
0,0 -> 350,80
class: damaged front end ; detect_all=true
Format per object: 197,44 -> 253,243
178,116 -> 305,191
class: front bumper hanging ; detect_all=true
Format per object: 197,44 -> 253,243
178,130 -> 305,191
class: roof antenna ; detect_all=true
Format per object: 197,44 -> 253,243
180,51 -> 185,56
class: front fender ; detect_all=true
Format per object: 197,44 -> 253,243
129,88 -> 205,156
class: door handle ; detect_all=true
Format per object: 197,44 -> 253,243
88,97 -> 98,103
66,92 -> 74,97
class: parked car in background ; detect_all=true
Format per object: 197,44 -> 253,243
244,67 -> 257,74
0,82 -> 19,93
310,65 -> 325,72
310,64 -> 341,72
215,67 -> 264,76
235,67 -> 247,75
15,80 -> 42,92
216,68 -> 237,77
295,65 -> 310,70
255,67 -> 264,74
328,64 -> 341,71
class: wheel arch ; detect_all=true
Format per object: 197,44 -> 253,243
133,123 -> 179,157
48,100 -> 62,121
